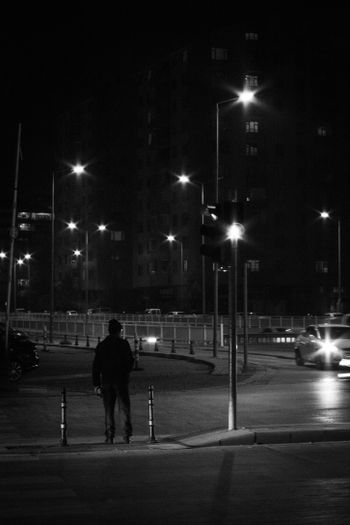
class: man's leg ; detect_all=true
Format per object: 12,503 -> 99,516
102,384 -> 117,442
117,382 -> 132,442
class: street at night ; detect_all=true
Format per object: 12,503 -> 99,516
2,7 -> 350,524
2,346 -> 350,523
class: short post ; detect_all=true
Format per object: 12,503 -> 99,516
138,337 -> 143,352
60,387 -> 68,447
134,337 -> 140,370
86,335 -> 90,347
189,340 -> 194,355
171,339 -> 176,353
97,336 -> 101,344
75,334 -> 79,346
42,328 -> 48,352
148,385 -> 157,443
154,339 -> 159,352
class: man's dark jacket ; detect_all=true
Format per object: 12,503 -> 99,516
92,335 -> 134,386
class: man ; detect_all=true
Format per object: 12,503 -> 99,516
92,319 -> 134,444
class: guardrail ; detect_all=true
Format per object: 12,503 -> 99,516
0,311 -> 323,346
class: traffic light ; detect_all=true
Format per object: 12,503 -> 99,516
200,221 -> 224,263
216,201 -> 244,225
200,201 -> 245,265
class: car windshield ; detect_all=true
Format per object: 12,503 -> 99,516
318,327 -> 350,340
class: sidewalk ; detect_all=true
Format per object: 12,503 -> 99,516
1,340 -> 350,456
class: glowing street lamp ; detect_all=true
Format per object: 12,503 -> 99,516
213,88 -> 256,357
177,173 -> 206,313
67,219 -> 107,314
321,211 -> 342,311
227,220 -> 245,431
166,234 -> 184,308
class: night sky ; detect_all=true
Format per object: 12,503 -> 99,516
1,5 -> 347,210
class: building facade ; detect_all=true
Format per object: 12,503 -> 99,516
50,22 -> 349,315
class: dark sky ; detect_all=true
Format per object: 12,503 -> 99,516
1,5 -> 347,209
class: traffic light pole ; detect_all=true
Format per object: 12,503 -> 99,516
228,237 -> 238,430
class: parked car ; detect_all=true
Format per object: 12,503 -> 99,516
144,308 -> 161,315
65,310 -> 79,316
0,322 -> 39,381
294,324 -> 350,369
87,307 -> 111,315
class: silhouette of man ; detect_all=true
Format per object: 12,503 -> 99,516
92,319 -> 134,444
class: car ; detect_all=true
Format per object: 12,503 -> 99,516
144,308 -> 161,315
294,324 -> 350,369
0,322 -> 39,382
165,311 -> 186,317
87,307 -> 111,315
66,310 -> 78,316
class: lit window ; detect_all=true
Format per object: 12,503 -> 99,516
246,145 -> 258,156
317,126 -> 328,137
245,121 -> 259,133
148,261 -> 157,274
245,74 -> 258,88
110,230 -> 124,241
211,47 -> 228,60
247,260 -> 260,272
245,32 -> 258,41
315,261 -> 328,273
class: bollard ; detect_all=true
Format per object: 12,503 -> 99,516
154,340 -> 159,352
86,335 -> 90,347
60,388 -> 68,446
75,334 -> 79,346
138,337 -> 143,352
97,336 -> 101,344
134,337 -> 140,370
171,339 -> 176,353
189,340 -> 194,355
148,385 -> 157,443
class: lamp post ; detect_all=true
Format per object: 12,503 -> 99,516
320,211 -> 342,311
166,234 -> 184,308
214,89 -> 255,357
227,221 -> 244,430
67,220 -> 107,313
13,257 -> 25,312
72,164 -> 90,314
177,174 -> 206,313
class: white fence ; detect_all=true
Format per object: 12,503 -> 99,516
1,312 -> 327,346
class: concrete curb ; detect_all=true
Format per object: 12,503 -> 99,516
2,425 -> 350,457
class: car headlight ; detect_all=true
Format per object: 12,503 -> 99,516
318,342 -> 340,356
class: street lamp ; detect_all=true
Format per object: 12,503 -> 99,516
213,88 -> 256,357
320,211 -> 342,311
166,234 -> 184,308
177,173 -> 206,313
67,220 -> 107,313
71,164 -> 90,313
227,221 -> 245,430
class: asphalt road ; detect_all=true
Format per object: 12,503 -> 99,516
1,441 -> 350,524
2,343 -> 350,444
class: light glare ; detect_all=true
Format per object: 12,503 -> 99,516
227,223 -> 244,241
238,89 -> 255,104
